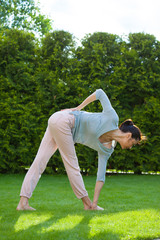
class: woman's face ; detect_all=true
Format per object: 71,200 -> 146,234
120,136 -> 139,149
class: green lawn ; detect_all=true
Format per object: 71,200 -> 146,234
0,174 -> 160,240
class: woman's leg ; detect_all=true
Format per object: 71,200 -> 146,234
48,111 -> 92,209
17,126 -> 57,210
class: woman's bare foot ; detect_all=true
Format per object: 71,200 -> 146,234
16,196 -> 36,211
84,205 -> 92,210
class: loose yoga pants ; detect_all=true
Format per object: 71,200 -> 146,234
20,110 -> 88,199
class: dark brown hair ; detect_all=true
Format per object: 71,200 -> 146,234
119,119 -> 145,141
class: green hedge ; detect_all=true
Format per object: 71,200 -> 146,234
0,29 -> 160,174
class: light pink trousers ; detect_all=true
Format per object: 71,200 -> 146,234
20,110 -> 88,199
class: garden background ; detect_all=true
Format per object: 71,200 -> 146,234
0,0 -> 160,175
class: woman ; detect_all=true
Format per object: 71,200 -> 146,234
17,89 -> 144,211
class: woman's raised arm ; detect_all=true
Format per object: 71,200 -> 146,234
62,89 -> 112,112
75,89 -> 112,112
75,91 -> 96,111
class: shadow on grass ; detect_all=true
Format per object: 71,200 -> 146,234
0,210 -> 121,240
1,206 -> 159,240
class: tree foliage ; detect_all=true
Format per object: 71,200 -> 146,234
0,0 -> 52,35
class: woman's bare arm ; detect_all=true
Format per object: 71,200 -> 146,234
75,92 -> 96,110
92,181 -> 104,210
61,91 -> 96,112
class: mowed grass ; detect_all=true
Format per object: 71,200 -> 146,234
0,173 -> 160,240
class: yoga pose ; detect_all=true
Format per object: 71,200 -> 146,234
17,89 -> 144,211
